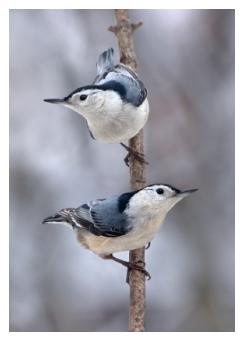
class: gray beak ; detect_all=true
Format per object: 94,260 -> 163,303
43,98 -> 67,104
176,188 -> 198,197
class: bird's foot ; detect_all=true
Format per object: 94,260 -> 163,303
126,260 -> 151,284
120,143 -> 148,167
124,151 -> 148,167
105,254 -> 151,284
145,242 -> 151,249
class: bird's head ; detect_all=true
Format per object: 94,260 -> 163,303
44,81 -> 125,119
44,86 -> 107,117
127,184 -> 198,215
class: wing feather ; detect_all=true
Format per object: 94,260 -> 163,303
72,198 -> 128,237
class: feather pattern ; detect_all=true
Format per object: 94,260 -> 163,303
96,48 -> 115,76
43,193 -> 138,237
94,49 -> 147,107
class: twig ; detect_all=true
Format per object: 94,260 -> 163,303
109,9 -> 146,332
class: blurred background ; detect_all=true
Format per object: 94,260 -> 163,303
9,9 -> 234,331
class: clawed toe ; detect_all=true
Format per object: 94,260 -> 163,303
120,142 -> 148,167
126,261 -> 151,284
107,253 -> 151,284
124,154 -> 130,167
124,152 -> 148,167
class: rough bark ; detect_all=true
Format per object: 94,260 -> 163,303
109,9 -> 146,332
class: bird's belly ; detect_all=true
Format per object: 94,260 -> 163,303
76,213 -> 164,256
88,99 -> 149,143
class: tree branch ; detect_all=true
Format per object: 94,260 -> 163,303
109,9 -> 146,332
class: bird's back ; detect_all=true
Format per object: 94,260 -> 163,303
94,48 -> 147,107
75,195 -> 129,237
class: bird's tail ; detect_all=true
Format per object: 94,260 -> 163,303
42,208 -> 73,225
96,48 -> 114,76
42,214 -> 64,224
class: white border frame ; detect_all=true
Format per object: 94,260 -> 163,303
2,1 -> 239,340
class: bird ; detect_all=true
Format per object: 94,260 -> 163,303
44,48 -> 149,165
42,184 -> 198,281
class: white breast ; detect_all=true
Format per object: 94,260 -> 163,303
88,92 -> 149,143
75,210 -> 166,256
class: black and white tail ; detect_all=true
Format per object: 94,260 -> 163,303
42,208 -> 72,225
96,48 -> 114,76
42,214 -> 64,224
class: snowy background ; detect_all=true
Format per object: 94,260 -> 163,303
10,9 -> 234,331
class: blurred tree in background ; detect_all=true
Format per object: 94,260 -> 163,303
9,9 -> 234,331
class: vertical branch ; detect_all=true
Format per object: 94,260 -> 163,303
109,9 -> 146,332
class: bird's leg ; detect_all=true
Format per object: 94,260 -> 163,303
120,143 -> 148,167
103,254 -> 151,283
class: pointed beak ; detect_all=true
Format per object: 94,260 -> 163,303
176,188 -> 198,198
43,98 -> 67,104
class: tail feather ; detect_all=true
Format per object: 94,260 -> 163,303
42,213 -> 65,224
96,48 -> 114,76
42,208 -> 75,225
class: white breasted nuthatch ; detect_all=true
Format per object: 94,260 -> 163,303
42,184 -> 197,280
44,48 -> 149,165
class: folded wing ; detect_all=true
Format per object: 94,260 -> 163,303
74,197 -> 130,237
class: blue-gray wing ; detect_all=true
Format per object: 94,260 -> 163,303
73,197 -> 130,237
94,49 -> 147,106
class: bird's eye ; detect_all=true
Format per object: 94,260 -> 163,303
80,94 -> 87,101
156,188 -> 164,195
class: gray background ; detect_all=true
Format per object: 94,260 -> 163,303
10,9 -> 234,331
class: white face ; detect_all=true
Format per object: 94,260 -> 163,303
63,89 -> 105,115
128,184 -> 184,214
